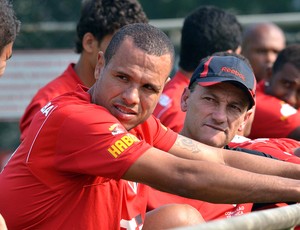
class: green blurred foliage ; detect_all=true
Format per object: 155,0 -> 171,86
11,0 -> 300,49
139,0 -> 300,18
13,0 -> 82,22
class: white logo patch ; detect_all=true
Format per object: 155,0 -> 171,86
158,94 -> 171,107
280,103 -> 297,120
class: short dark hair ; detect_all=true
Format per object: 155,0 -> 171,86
75,0 -> 148,53
272,44 -> 300,73
0,0 -> 21,54
179,6 -> 242,72
104,23 -> 175,68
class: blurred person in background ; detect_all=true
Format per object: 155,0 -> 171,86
0,0 -> 20,228
0,0 -> 20,77
241,22 -> 286,83
153,5 -> 242,132
249,44 -> 300,140
19,0 -> 148,141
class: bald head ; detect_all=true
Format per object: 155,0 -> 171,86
242,23 -> 286,82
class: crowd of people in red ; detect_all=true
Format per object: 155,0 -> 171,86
1,0 -> 300,229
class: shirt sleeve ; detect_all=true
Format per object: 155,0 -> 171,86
132,115 -> 178,152
55,106 -> 151,180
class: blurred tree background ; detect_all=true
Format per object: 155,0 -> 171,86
11,0 -> 300,49
1,0 -> 300,152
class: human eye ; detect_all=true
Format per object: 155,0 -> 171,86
229,104 -> 242,113
281,80 -> 292,89
203,96 -> 215,102
143,84 -> 159,93
116,74 -> 129,82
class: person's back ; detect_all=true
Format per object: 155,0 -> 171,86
19,0 -> 148,141
153,5 -> 242,132
241,22 -> 286,83
249,44 -> 300,140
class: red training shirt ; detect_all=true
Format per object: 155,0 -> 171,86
249,80 -> 300,139
153,71 -> 189,132
20,63 -> 83,141
0,85 -> 177,230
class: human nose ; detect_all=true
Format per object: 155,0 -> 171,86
122,86 -> 140,105
211,106 -> 227,123
266,51 -> 278,64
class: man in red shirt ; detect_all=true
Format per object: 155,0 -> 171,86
3,23 -> 300,230
249,44 -> 300,140
19,0 -> 148,141
153,6 -> 242,132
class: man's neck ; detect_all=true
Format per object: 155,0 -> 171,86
74,56 -> 96,87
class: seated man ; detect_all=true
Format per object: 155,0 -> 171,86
148,52 -> 300,220
249,44 -> 300,140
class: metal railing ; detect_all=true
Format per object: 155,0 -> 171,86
174,204 -> 300,230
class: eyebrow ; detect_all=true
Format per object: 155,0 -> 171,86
115,70 -> 162,91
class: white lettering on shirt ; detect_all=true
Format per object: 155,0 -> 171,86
41,102 -> 54,117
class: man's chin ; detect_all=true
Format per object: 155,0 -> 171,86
202,137 -> 225,148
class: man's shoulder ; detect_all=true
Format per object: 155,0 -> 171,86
163,71 -> 190,93
34,64 -> 81,100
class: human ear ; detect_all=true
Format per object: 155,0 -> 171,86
94,51 -> 105,80
82,32 -> 98,53
181,88 -> 190,112
238,108 -> 254,136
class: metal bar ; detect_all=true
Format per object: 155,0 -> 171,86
174,204 -> 300,230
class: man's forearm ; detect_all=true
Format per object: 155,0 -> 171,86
171,135 -> 300,180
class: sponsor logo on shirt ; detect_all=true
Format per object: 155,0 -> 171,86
280,102 -> 297,121
40,102 -> 55,116
158,94 -> 171,107
107,134 -> 140,158
225,205 -> 245,218
109,123 -> 126,136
